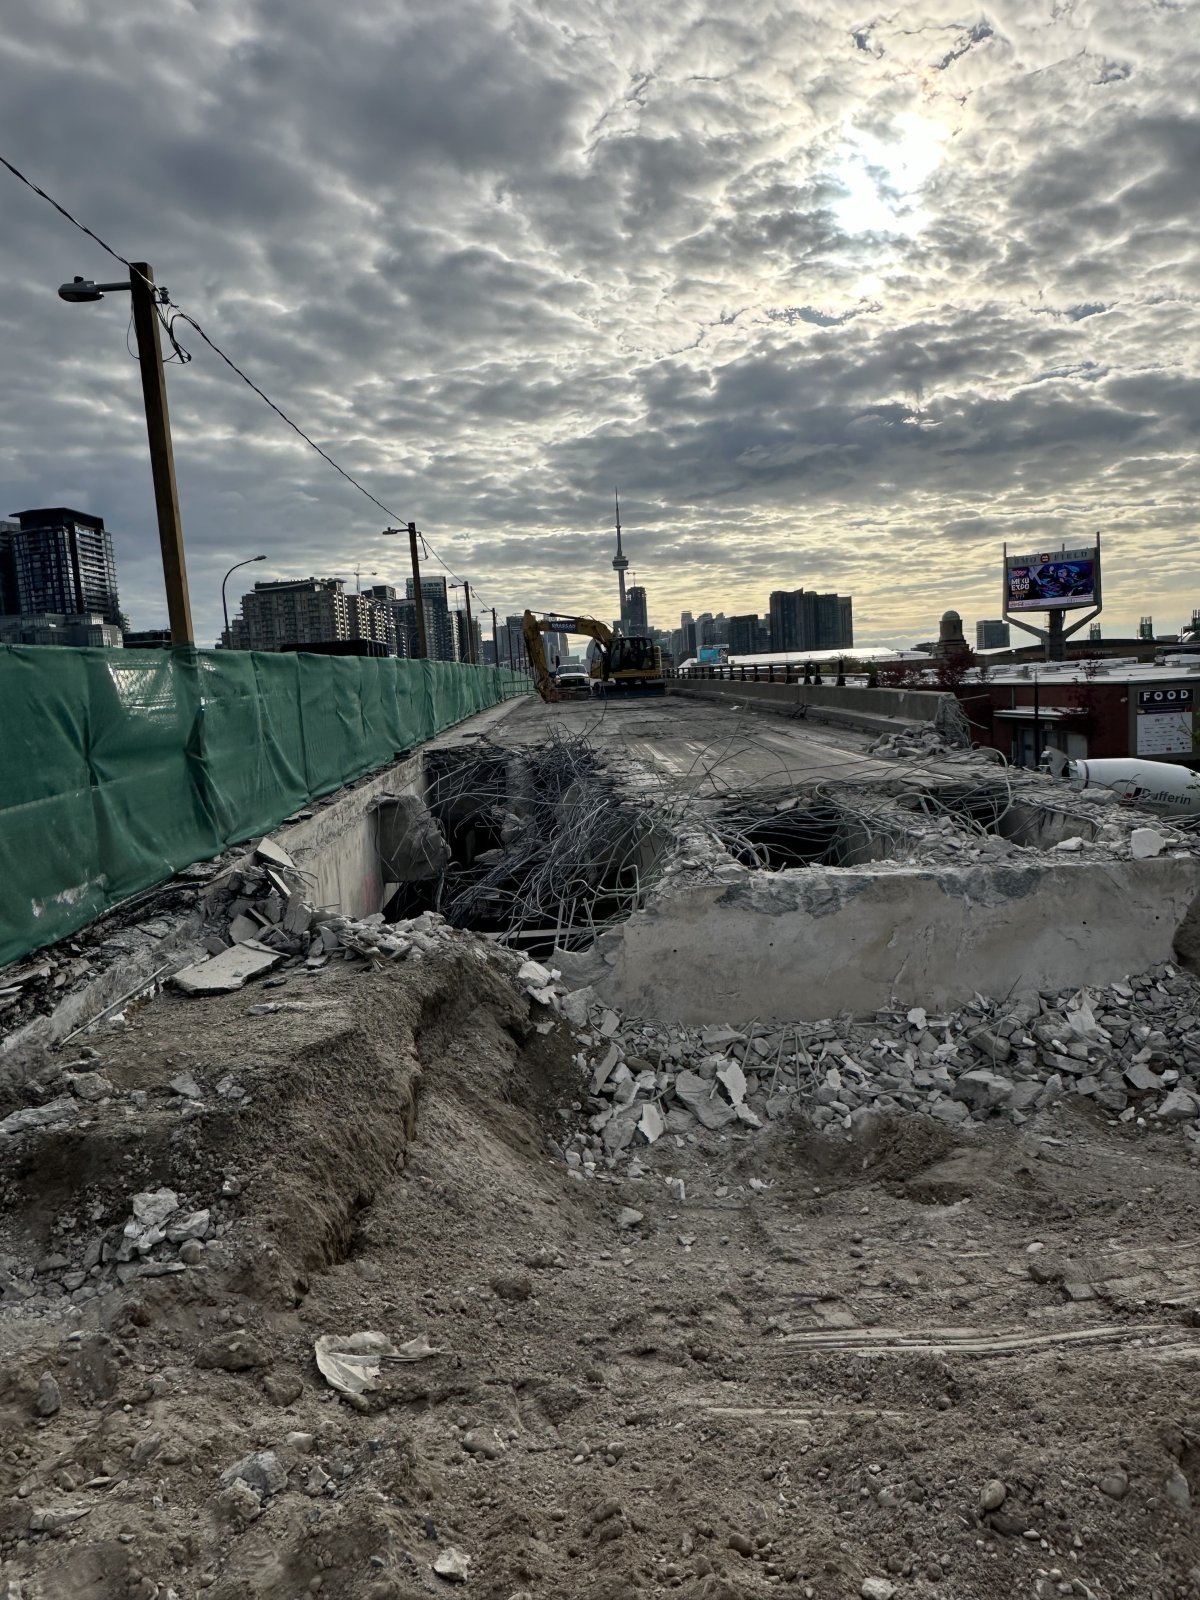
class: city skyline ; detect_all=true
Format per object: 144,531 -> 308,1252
0,504 -> 1188,654
2,4 -> 1198,645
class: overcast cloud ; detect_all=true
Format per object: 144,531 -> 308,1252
1,0 -> 1198,646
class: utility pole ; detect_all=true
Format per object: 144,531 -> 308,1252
463,581 -> 476,666
129,263 -> 194,645
407,522 -> 428,659
491,607 -> 499,669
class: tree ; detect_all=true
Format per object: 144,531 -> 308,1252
877,658 -> 928,689
934,648 -> 976,692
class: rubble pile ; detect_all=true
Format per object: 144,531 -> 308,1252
868,723 -> 963,760
519,959 -> 1200,1171
0,872 -> 209,1038
177,838 -> 458,994
0,1158 -> 221,1314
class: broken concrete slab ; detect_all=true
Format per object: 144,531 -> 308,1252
716,1061 -> 747,1106
1131,828 -> 1168,860
172,944 -> 282,996
951,1070 -> 1015,1112
227,913 -> 261,944
1157,1087 -> 1200,1122
0,1097 -> 80,1138
255,837 -> 296,870
638,1102 -> 665,1143
674,1069 -> 738,1130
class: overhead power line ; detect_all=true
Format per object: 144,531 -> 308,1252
0,150 -> 499,607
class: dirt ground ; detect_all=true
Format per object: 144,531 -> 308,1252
2,938 -> 1200,1600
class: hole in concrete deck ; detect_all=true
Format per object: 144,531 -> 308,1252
385,744 -> 668,956
897,781 -> 1099,848
718,801 -> 847,869
716,797 -> 910,870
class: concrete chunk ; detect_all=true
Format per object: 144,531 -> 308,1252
701,1024 -> 745,1049
1124,1061 -> 1163,1092
1158,1086 -> 1200,1122
674,1069 -> 738,1130
173,944 -> 282,995
0,1097 -> 79,1138
1131,828 -> 1168,860
255,837 -> 295,870
716,1061 -> 747,1106
638,1102 -> 665,1143
951,1070 -> 1014,1111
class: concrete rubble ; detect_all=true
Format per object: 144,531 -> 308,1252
533,960 -> 1200,1174
175,836 -> 460,994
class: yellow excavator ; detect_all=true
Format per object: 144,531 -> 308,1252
521,610 -> 665,703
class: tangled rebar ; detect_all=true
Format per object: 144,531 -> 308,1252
425,730 -> 667,951
409,697 -> 1064,949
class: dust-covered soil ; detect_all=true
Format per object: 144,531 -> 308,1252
2,936 -> 1200,1600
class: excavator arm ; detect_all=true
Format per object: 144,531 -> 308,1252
522,611 -> 558,703
521,611 -> 614,704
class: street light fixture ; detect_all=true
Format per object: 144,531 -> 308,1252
57,276 -> 137,304
57,262 -> 194,644
221,555 -> 266,647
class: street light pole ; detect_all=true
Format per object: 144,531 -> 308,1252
381,523 -> 428,659
221,555 -> 266,647
59,263 -> 194,644
463,580 -> 476,666
129,264 -> 193,645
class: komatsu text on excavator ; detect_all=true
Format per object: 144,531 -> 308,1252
521,610 -> 665,703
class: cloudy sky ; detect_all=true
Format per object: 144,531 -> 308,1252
2,0 -> 1198,648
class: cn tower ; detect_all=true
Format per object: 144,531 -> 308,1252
612,489 -> 629,621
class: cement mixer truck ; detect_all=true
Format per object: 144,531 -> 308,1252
1048,751 -> 1200,817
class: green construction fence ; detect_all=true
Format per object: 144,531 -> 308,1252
0,645 -> 530,969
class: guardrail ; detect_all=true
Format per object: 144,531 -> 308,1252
677,662 -> 858,685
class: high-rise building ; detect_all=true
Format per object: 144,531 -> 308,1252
3,508 -> 120,624
727,614 -> 761,655
362,584 -> 416,657
698,613 -> 728,648
624,585 -> 648,632
504,614 -> 528,670
453,609 -> 483,665
769,588 -> 853,651
228,577 -> 397,654
768,590 -> 805,652
542,629 -> 568,664
976,619 -> 1010,649
404,576 -> 457,661
0,519 -> 18,614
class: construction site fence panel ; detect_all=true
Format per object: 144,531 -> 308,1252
0,645 -> 529,968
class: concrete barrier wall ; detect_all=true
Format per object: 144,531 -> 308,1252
603,856 -> 1200,1023
279,757 -> 423,920
674,678 -> 948,735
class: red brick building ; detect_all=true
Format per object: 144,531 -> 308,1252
957,660 -> 1199,769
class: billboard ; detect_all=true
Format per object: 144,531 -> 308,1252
1005,547 -> 1099,612
1136,686 -> 1194,757
697,645 -> 728,664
